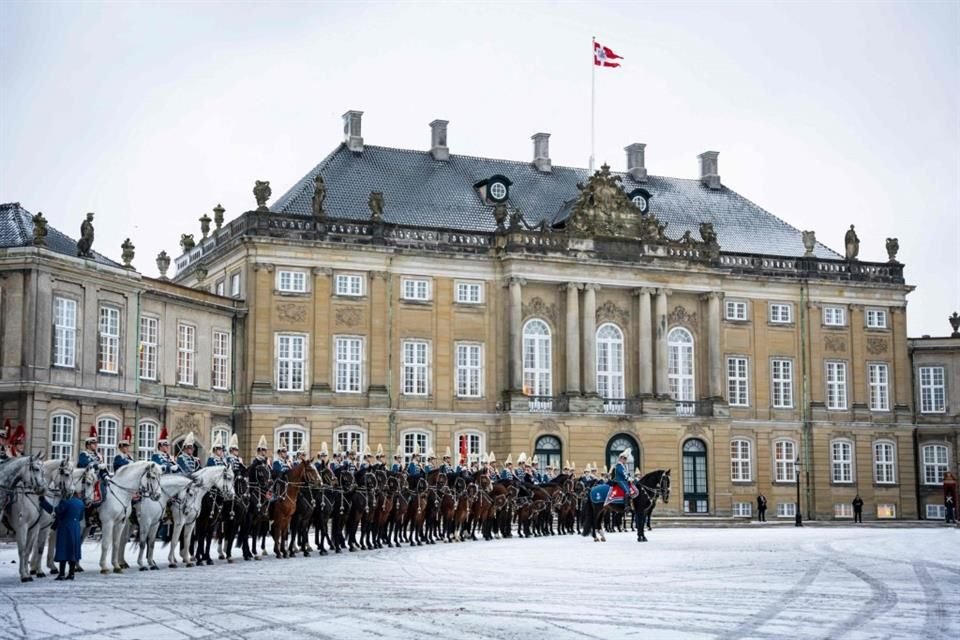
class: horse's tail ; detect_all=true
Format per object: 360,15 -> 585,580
580,498 -> 594,537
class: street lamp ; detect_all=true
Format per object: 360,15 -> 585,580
794,456 -> 803,527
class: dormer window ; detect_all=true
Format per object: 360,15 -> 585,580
628,188 -> 651,213
474,174 -> 512,205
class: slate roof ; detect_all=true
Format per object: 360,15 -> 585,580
0,202 -> 120,267
271,144 -> 840,259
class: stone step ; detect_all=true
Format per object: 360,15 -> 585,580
648,516 -> 952,528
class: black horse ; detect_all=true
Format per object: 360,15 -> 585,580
581,469 -> 671,542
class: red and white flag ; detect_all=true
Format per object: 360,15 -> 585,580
594,41 -> 623,68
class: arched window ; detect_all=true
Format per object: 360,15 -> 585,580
534,435 -> 562,475
596,323 -> 625,407
211,425 -> 231,452
137,420 -> 159,461
605,434 -> 639,476
455,430 -> 485,466
276,424 -> 308,456
730,438 -> 752,482
921,444 -> 949,485
831,439 -> 854,484
97,416 -> 120,470
668,327 -> 695,402
401,429 -> 431,464
50,413 -> 76,461
333,426 -> 364,456
682,438 -> 708,513
522,319 -> 552,398
773,439 -> 797,483
873,440 -> 896,485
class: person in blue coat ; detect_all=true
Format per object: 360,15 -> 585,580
614,451 -> 632,502
206,441 -> 226,467
177,433 -> 201,473
406,452 -> 423,478
391,450 -> 403,473
77,435 -> 101,469
272,445 -> 290,477
113,441 -> 132,470
55,491 -> 85,580
499,460 -> 514,482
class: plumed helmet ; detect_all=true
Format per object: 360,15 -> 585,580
183,431 -> 196,448
427,448 -> 436,461
516,452 -> 527,465
505,454 -> 513,466
444,446 -> 452,460
10,423 -> 26,446
229,433 -> 240,451
532,455 -> 539,465
376,443 -> 384,458
320,441 -> 329,457
394,445 -> 402,460
257,434 -> 268,451
157,426 -> 170,446
1,418 -> 11,439
278,437 -> 288,452
119,426 -> 133,447
619,448 -> 634,463
480,452 -> 488,464
212,431 -> 224,450
487,451 -> 496,463
85,424 -> 98,443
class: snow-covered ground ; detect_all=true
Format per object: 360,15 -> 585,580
0,527 -> 957,640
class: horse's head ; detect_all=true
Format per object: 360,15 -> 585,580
27,453 -> 46,493
303,462 -> 321,487
78,464 -> 98,505
141,462 -> 162,501
660,469 -> 672,503
49,458 -> 73,496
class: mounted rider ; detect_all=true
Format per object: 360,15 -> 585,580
314,441 -> 329,474
359,445 -> 373,471
113,427 -> 133,470
226,433 -> 245,473
206,431 -> 227,467
439,447 -> 453,474
152,427 -> 179,473
406,448 -> 423,478
614,449 -> 633,502
176,431 -> 201,474
255,435 -> 269,464
391,446 -> 403,473
7,422 -> 26,457
374,443 -> 386,470
499,454 -> 514,481
513,452 -> 527,482
424,449 -> 436,474
78,425 -> 105,504
341,448 -> 357,473
330,450 -> 342,473
272,440 -> 290,477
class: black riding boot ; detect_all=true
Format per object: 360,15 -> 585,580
56,561 -> 66,580
67,562 -> 76,580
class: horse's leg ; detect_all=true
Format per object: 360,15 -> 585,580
31,523 -> 49,577
183,521 -> 197,567
168,519 -> 181,568
99,513 -> 114,574
16,517 -> 33,582
46,527 -> 58,573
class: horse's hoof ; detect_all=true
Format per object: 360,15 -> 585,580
35,572 -> 45,578
140,567 -> 148,572
113,567 -> 123,574
218,554 -> 225,560
169,564 -> 177,569
227,558 -> 234,564
303,552 -> 310,558
205,559 -> 213,566
120,562 -> 129,569
74,565 -> 84,572
100,569 -> 110,575
254,556 -> 262,561
185,562 -> 194,568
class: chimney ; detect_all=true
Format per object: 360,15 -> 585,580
342,110 -> 364,152
532,132 -> 551,173
625,143 -> 647,182
429,119 -> 449,161
698,150 -> 721,189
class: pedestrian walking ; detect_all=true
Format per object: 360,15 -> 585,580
853,494 -> 864,523
757,494 -> 767,522
54,490 -> 85,580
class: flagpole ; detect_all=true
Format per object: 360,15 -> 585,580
590,36 -> 596,173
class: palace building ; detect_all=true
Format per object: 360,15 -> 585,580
4,110 -> 947,520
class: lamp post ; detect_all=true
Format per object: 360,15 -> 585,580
794,456 -> 803,527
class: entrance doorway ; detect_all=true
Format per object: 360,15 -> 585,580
606,434 -> 640,476
682,438 -> 708,513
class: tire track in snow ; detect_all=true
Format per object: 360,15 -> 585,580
716,556 -> 827,640
912,560 -> 948,640
826,557 -> 898,639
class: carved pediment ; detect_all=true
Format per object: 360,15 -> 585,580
522,296 -> 558,325
596,300 -> 629,326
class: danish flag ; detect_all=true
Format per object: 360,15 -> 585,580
594,41 -> 623,68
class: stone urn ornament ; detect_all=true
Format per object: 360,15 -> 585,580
213,203 -> 225,230
156,251 -> 171,279
121,238 -> 135,269
885,237 -> 899,263
180,234 -> 195,252
253,180 -> 272,212
199,214 -> 211,240
802,230 -> 816,257
950,312 -> 960,338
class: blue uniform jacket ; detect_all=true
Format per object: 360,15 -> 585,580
614,462 -> 631,498
177,454 -> 199,474
272,459 -> 290,476
152,452 -> 179,473
406,462 -> 422,477
206,455 -> 226,467
113,453 -> 131,470
391,462 -> 402,473
77,450 -> 100,469
499,469 -> 512,481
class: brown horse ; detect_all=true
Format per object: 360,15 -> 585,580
270,462 -> 320,558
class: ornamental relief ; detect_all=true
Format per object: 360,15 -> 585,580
824,335 -> 847,352
276,303 -> 307,323
522,296 -> 558,325
335,307 -> 364,327
865,337 -> 889,355
668,305 -> 698,329
596,300 -> 629,326
174,413 -> 201,439
536,418 -> 562,434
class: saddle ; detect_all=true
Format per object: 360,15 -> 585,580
590,484 -> 639,507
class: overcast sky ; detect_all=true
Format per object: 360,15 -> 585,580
1,1 -> 957,336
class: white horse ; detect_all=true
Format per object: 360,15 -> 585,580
94,460 -> 161,574
5,458 -> 64,582
0,454 -> 46,503
133,473 -> 193,571
167,466 -> 235,568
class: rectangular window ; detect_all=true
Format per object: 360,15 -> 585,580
725,300 -> 747,321
834,503 -> 853,518
732,502 -> 752,517
212,330 -> 231,390
96,417 -> 118,471
50,414 -> 75,461
726,357 -> 749,407
402,341 -> 430,396
918,366 -> 946,413
98,306 -> 120,373
868,363 -> 889,411
876,504 -> 896,519
402,432 -> 430,464
458,432 -> 484,465
53,297 -> 77,367
456,343 -> 483,398
730,439 -> 751,482
335,274 -> 363,296
401,278 -> 430,301
926,504 -> 946,520
826,361 -> 848,410
922,445 -> 949,485
230,273 -> 241,297
831,441 -> 853,483
776,503 -> 796,518
334,430 -> 363,456
278,270 -> 307,293
774,440 -> 796,482
139,316 -> 159,380
771,359 -> 794,408
824,306 -> 846,326
334,336 -> 363,393
873,441 -> 895,484
276,334 -> 305,391
215,280 -> 225,296
137,422 -> 158,461
454,281 -> 483,304
177,323 -> 196,385
866,309 -> 887,329
769,303 -> 792,324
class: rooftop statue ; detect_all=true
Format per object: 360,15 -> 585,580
312,174 -> 327,217
76,212 -> 95,258
32,211 -> 48,246
844,225 -> 859,261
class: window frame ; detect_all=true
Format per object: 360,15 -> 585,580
176,322 -> 197,386
401,339 -> 431,396
401,429 -> 431,464
596,323 -> 625,401
50,412 -> 76,461
724,300 -> 748,322
522,319 -> 552,398
776,502 -> 797,518
212,330 -> 231,391
830,439 -> 854,484
865,308 -> 888,329
823,305 -> 847,327
215,279 -> 225,296
730,438 -> 752,482
834,503 -> 854,519
230,272 -> 241,297
873,440 -> 896,485
277,269 -> 308,294
455,430 -> 485,466
454,280 -> 484,305
667,327 -> 695,402
455,342 -> 484,399
276,425 -> 308,456
771,358 -> 794,409
926,504 -> 946,520
333,426 -> 365,456
867,362 -> 890,412
768,302 -> 793,325
96,415 -> 120,471
726,356 -> 749,407
825,360 -> 848,410
98,305 -> 121,374
334,335 -> 364,393
401,277 -> 431,302
137,420 -> 158,462
139,315 -> 159,381
876,504 -> 896,519
773,439 -> 797,483
53,296 -> 78,368
275,332 -> 307,392
334,273 -> 364,297
732,502 -> 753,517
921,444 -> 949,485
918,366 -> 946,414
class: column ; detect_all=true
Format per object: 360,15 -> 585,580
636,287 -> 654,396
564,282 -> 581,394
655,288 -> 671,397
707,291 -> 723,398
582,284 -> 598,395
508,277 -> 524,391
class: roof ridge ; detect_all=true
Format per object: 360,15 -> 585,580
271,143 -> 347,212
